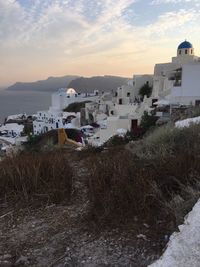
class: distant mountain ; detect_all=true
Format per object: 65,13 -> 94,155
68,76 -> 129,93
6,75 -> 79,92
6,75 -> 129,93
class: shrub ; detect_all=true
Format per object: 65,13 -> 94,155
64,101 -> 91,113
0,151 -> 73,206
140,111 -> 158,133
87,123 -> 200,227
139,83 -> 152,99
87,149 -> 164,225
104,135 -> 128,147
132,123 -> 200,160
103,131 -> 137,148
187,106 -> 200,118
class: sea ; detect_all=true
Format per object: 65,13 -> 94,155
0,89 -> 52,123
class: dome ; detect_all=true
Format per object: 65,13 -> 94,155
66,88 -> 77,95
178,40 -> 193,50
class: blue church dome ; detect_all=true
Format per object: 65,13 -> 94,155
178,41 -> 193,50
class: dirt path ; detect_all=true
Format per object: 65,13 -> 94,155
0,151 -> 167,267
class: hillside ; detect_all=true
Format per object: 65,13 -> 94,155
67,75 -> 129,93
6,75 -> 79,92
6,75 -> 129,93
1,122 -> 200,265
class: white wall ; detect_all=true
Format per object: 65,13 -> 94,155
133,75 -> 153,97
99,116 -> 130,144
169,63 -> 200,105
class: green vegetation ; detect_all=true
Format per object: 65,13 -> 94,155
103,131 -> 136,147
64,101 -> 91,113
140,111 -> 158,132
139,83 -> 152,99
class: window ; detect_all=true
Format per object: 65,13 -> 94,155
195,100 -> 200,106
179,50 -> 181,55
127,92 -> 130,97
185,49 -> 188,54
110,110 -> 114,115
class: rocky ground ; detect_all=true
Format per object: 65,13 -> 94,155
0,150 -> 168,267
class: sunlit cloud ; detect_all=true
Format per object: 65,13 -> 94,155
0,0 -> 200,86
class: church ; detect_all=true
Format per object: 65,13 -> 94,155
153,40 -> 200,106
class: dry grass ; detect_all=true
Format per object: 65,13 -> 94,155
86,124 -> 200,228
0,150 -> 73,206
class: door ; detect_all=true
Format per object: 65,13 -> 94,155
119,98 -> 122,105
131,119 -> 138,132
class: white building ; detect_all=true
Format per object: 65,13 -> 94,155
33,87 -> 99,135
49,88 -> 99,113
33,110 -> 81,135
86,79 -> 154,145
152,40 -> 200,105
0,123 -> 24,137
113,75 -> 153,106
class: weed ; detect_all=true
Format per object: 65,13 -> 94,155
0,151 -> 73,206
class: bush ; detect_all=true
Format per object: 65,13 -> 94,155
179,106 -> 200,121
64,101 -> 91,113
87,123 -> 200,227
0,151 -> 73,206
132,124 -> 200,160
103,131 -> 137,148
140,111 -> 158,133
139,83 -> 152,99
87,149 -> 163,225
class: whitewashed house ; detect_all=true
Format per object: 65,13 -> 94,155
33,87 -> 99,135
86,78 -> 154,145
0,123 -> 24,137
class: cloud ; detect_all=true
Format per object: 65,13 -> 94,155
151,0 -> 199,4
1,0 -> 200,86
144,9 -> 200,36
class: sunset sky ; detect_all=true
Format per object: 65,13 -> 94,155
1,0 -> 200,86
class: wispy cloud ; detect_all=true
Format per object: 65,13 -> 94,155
151,0 -> 199,4
145,9 -> 200,36
1,0 -> 200,85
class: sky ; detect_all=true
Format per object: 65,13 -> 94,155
1,0 -> 200,87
